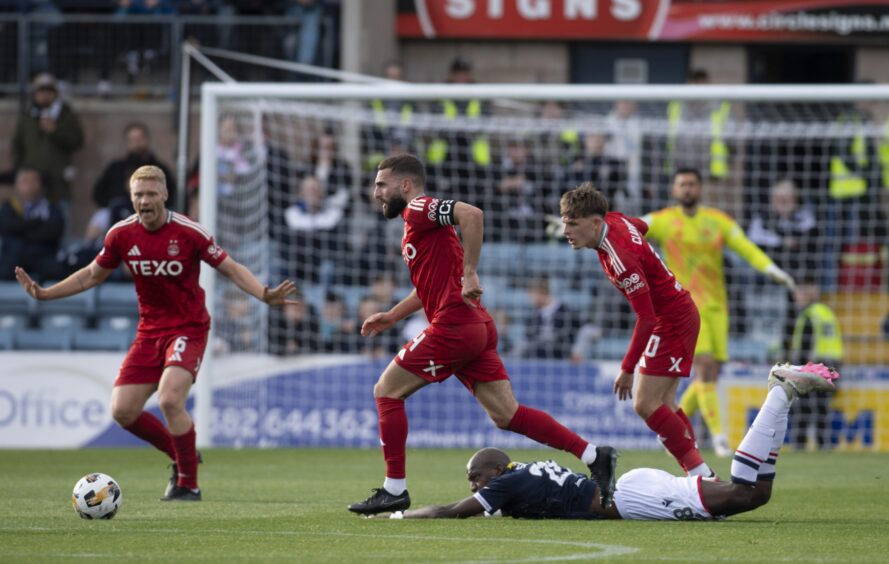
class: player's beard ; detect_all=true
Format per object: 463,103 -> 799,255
678,194 -> 699,209
382,194 -> 408,219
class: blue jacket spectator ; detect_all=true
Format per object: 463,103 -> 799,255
0,168 -> 66,281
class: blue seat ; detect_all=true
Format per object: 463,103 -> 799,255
35,285 -> 95,318
39,314 -> 87,330
0,313 -> 27,350
589,337 -> 631,361
0,313 -> 28,330
15,327 -> 73,350
98,315 -> 138,343
95,283 -> 138,318
331,284 -> 370,315
73,328 -> 132,351
522,243 -> 580,276
483,243 -> 522,276
0,281 -> 33,316
0,330 -> 12,350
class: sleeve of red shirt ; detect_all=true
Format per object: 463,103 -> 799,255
94,229 -> 121,270
629,216 -> 649,236
621,280 -> 657,373
200,236 -> 228,267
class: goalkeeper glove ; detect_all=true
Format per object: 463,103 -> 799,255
544,214 -> 565,239
765,264 -> 796,291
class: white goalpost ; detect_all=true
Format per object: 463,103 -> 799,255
196,82 -> 889,451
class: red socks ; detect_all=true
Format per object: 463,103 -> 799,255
123,411 -> 176,460
675,408 -> 697,444
646,405 -> 704,471
507,405 -> 588,459
376,397 -> 408,479
172,425 -> 199,489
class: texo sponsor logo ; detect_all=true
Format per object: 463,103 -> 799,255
127,260 -> 183,276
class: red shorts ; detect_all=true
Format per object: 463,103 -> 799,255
116,330 -> 209,386
394,321 -> 509,392
637,307 -> 700,377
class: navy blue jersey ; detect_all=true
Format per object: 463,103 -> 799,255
473,460 -> 602,520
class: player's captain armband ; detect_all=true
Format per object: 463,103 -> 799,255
431,199 -> 457,227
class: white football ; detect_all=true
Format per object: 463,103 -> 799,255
71,473 -> 122,520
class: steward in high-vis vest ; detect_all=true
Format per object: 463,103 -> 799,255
663,69 -> 730,182
426,57 -> 491,169
788,277 -> 843,450
364,61 -> 415,171
666,100 -> 731,181
830,111 -> 870,200
879,116 -> 889,191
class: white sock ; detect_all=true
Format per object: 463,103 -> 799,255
731,387 -> 791,485
581,444 -> 598,465
383,477 -> 406,496
687,462 -> 713,477
759,397 -> 790,479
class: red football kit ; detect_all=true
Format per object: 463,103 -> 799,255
95,211 -> 228,385
596,212 -> 700,377
395,195 -> 508,391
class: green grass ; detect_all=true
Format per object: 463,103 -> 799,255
1,448 -> 888,562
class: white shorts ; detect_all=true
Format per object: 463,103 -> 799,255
613,468 -> 714,521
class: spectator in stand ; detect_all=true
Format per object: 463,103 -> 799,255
368,273 -> 398,311
116,0 -> 174,84
356,295 -> 398,358
522,277 -> 582,360
296,130 -> 353,200
747,180 -> 819,278
269,292 -> 320,356
747,179 -> 819,349
216,289 -> 259,353
319,291 -> 360,353
0,168 -> 66,281
283,0 -> 325,70
87,123 -> 176,241
283,174 -> 348,283
605,100 -> 644,214
490,136 -> 547,242
262,118 -> 297,278
11,73 -> 84,206
217,114 -> 254,197
562,132 -> 628,207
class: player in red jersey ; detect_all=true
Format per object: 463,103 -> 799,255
347,155 -> 617,516
560,183 -> 715,478
15,165 -> 296,501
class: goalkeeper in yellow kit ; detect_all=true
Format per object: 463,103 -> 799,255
642,169 -> 796,457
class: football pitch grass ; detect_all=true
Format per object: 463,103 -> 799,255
2,448 -> 888,563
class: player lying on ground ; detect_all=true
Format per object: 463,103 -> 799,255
15,165 -> 297,501
348,155 -> 617,516
367,363 -> 837,521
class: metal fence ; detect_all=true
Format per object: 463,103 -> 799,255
0,13 -> 338,100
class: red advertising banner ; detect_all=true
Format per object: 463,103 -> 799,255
397,0 -> 889,41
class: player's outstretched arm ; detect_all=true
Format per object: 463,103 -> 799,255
16,261 -> 113,301
395,496 -> 485,519
214,257 -> 298,305
361,289 -> 422,337
453,202 -> 484,305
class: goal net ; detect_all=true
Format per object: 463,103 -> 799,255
197,83 -> 889,452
